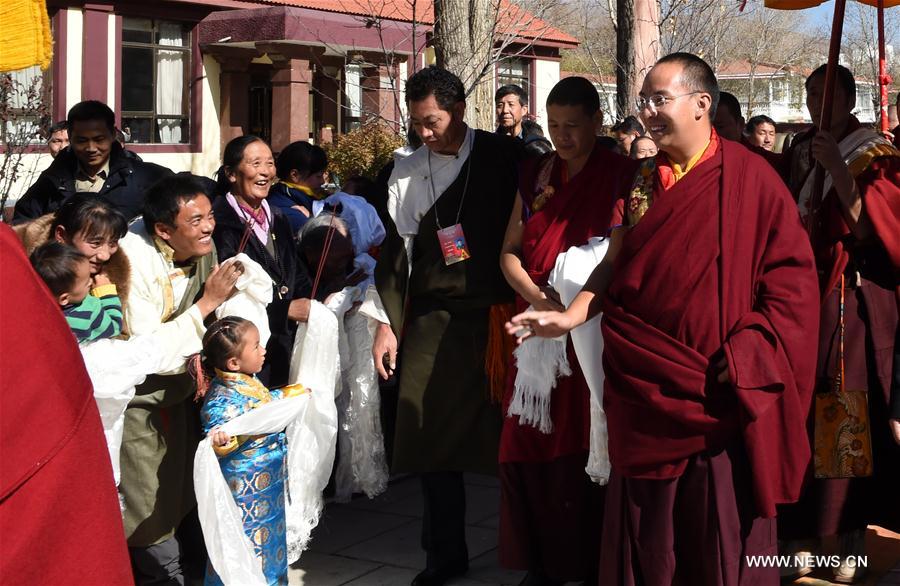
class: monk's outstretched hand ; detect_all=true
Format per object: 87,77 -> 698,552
505,310 -> 577,346
890,419 -> 900,446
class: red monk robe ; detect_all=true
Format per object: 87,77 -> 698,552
498,144 -> 637,581
598,134 -> 820,585
0,224 -> 133,585
779,118 -> 900,540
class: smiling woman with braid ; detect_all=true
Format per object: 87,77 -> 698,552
211,135 -> 313,389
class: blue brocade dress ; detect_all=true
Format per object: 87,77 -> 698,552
201,370 -> 301,586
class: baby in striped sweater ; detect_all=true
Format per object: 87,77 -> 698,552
30,242 -> 123,343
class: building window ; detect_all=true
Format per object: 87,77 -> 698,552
1,65 -> 51,146
343,63 -> 363,133
121,17 -> 190,144
497,57 -> 531,93
772,79 -> 788,104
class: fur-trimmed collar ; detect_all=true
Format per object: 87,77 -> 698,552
13,213 -> 133,334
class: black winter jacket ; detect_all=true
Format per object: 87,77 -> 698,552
211,195 -> 312,388
13,144 -> 172,223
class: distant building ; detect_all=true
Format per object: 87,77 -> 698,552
1,0 -> 578,199
716,60 -> 878,124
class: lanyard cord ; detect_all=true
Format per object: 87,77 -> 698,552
310,211 -> 339,301
428,130 -> 474,230
235,200 -> 289,297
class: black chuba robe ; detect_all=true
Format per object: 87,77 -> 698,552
375,130 -> 519,474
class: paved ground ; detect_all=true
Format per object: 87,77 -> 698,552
289,475 -> 900,586
290,474 -> 524,586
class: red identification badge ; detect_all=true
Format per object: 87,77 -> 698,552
437,224 -> 471,265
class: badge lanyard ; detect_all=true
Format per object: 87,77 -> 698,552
428,131 -> 474,265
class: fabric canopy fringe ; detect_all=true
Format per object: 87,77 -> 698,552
0,0 -> 53,71
485,302 -> 517,404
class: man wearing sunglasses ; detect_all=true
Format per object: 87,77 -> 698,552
509,52 -> 820,583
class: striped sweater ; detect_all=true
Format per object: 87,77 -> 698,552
63,284 -> 123,343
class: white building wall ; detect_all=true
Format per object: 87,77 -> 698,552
65,8 -> 83,113
107,14 -> 116,112
532,58 -> 559,129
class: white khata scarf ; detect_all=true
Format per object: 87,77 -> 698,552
194,301 -> 340,585
507,237 -> 612,484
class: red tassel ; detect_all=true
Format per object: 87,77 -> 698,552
193,354 -> 209,401
484,303 -> 516,404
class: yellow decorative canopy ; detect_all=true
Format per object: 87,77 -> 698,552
0,0 -> 53,71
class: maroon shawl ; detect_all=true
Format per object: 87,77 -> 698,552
519,145 -> 638,287
601,140 -> 820,517
500,145 -> 637,463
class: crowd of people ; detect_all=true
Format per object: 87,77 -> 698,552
1,50 -> 898,586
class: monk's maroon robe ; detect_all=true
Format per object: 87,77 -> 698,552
599,139 -> 820,585
780,118 -> 900,538
498,144 -> 637,581
0,224 -> 133,585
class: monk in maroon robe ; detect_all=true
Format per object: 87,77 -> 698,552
508,53 -> 820,585
779,64 -> 900,583
498,76 -> 637,585
0,224 -> 133,585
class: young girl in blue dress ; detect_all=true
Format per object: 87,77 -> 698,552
195,316 -> 305,586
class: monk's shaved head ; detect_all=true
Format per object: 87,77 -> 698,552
655,52 -> 720,120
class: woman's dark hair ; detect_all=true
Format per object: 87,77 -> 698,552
214,135 -> 267,197
405,66 -> 465,111
341,175 -> 376,200
30,242 -> 87,297
51,194 -> 128,243
275,141 -> 328,180
143,174 -> 212,229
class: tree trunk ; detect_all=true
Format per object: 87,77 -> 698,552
433,0 -> 496,130
616,0 -> 636,122
633,0 -> 659,98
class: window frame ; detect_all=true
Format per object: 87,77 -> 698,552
115,15 -> 202,154
495,56 -> 536,114
0,66 -> 53,147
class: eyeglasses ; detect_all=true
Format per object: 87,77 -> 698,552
634,91 -> 701,113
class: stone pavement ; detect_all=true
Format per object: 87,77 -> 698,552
288,474 -> 900,586
290,474 -> 526,586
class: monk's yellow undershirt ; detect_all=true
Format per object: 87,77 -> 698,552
671,139 -> 712,183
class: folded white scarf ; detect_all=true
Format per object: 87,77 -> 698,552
553,238 -> 610,485
215,253 -> 273,346
507,237 -> 612,484
195,301 -> 340,585
80,335 -> 166,486
508,324 -> 570,434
